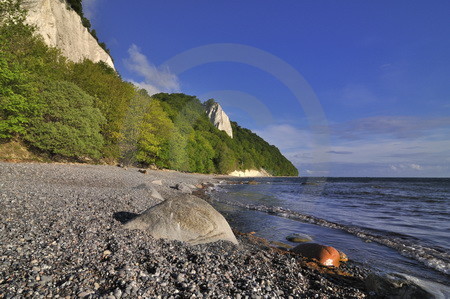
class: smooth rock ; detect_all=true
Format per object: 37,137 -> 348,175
150,188 -> 164,201
114,288 -> 122,298
40,275 -> 52,284
151,180 -> 163,186
286,233 -> 313,243
291,243 -> 341,267
174,183 -> 192,194
124,195 -> 238,245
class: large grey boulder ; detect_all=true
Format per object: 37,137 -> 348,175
124,195 -> 238,245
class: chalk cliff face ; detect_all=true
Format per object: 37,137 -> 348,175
206,102 -> 233,138
228,169 -> 271,177
22,0 -> 115,69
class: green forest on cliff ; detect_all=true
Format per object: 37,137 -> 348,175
0,0 -> 298,176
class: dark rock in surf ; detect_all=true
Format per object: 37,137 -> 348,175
364,273 -> 432,298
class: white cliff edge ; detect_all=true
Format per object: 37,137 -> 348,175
228,169 -> 271,177
206,102 -> 233,138
22,0 -> 115,69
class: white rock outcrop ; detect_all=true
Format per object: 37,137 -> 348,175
22,0 -> 115,69
228,169 -> 271,177
206,102 -> 233,138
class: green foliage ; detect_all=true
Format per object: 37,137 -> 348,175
0,1 -> 298,174
0,55 -> 38,139
0,0 -> 27,26
68,59 -> 135,158
232,122 -> 298,176
152,93 -> 298,176
120,88 -> 151,164
135,99 -> 174,166
25,80 -> 105,158
0,2 -> 119,160
66,0 -> 83,16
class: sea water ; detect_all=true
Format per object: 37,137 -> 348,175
210,177 -> 450,295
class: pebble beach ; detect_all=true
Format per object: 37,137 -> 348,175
1,162 -> 372,298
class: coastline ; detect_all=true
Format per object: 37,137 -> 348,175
0,162 -> 427,297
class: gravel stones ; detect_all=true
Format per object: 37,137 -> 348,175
0,162 -> 369,298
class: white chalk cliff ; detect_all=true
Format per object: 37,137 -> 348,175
206,102 -> 233,138
228,169 -> 271,177
22,0 -> 115,69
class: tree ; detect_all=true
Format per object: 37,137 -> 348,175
120,88 -> 152,164
135,100 -> 175,166
69,59 -> 135,158
25,80 -> 105,159
0,55 -> 38,139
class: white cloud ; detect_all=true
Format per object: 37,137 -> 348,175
305,169 -> 330,176
124,44 -> 180,95
333,116 -> 450,140
410,164 -> 423,170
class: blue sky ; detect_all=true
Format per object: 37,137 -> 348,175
84,0 -> 450,177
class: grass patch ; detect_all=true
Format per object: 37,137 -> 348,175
0,139 -> 47,162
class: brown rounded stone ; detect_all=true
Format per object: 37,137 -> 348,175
291,243 -> 341,267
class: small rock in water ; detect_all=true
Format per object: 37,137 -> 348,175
286,233 -> 313,243
138,169 -> 147,174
